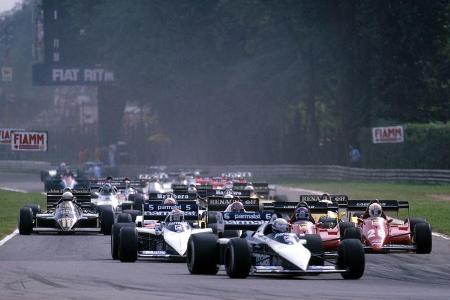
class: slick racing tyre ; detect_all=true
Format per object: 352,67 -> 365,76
100,205 -> 115,235
132,195 -> 145,210
339,222 -> 355,238
338,239 -> 365,279
225,238 -> 252,278
186,233 -> 219,275
303,234 -> 324,266
206,212 -> 218,233
116,213 -> 132,223
122,209 -> 140,222
343,227 -> 362,241
18,207 -> 34,235
111,223 -> 136,259
24,204 -> 41,217
118,226 -> 138,262
414,222 -> 432,254
409,218 -> 426,235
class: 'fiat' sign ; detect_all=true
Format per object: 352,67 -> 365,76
11,131 -> 48,151
0,128 -> 23,145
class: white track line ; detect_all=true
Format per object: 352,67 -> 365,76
0,187 -> 27,246
0,187 -> 28,193
0,229 -> 18,247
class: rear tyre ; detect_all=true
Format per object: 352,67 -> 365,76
132,195 -> 145,211
338,239 -> 365,279
343,227 -> 362,241
225,238 -> 252,278
414,222 -> 432,254
116,213 -> 132,223
207,212 -> 218,233
118,227 -> 138,262
186,233 -> 219,274
111,223 -> 136,259
303,234 -> 324,266
339,222 -> 355,238
122,209 -> 140,222
100,205 -> 115,235
24,204 -> 41,217
18,207 -> 34,235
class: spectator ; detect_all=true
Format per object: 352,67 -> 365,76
349,145 -> 361,167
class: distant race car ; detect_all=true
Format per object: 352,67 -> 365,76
18,190 -> 114,235
345,200 -> 432,253
186,213 -> 365,279
111,200 -> 210,262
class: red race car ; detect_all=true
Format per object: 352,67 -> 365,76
345,200 -> 432,254
266,198 -> 354,252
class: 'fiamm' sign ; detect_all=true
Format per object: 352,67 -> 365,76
372,126 -> 404,144
11,131 -> 48,151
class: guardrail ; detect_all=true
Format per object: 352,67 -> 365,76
120,164 -> 450,184
1,161 -> 450,183
0,160 -> 51,173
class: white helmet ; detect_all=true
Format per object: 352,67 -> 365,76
369,203 -> 382,217
163,197 -> 177,205
223,190 -> 234,199
62,191 -> 73,201
244,184 -> 254,191
272,218 -> 289,234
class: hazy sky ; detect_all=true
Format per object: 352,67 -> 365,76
0,0 -> 22,14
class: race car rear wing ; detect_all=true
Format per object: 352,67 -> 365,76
207,196 -> 259,212
216,211 -> 274,231
299,194 -> 348,207
252,182 -> 270,196
346,200 -> 409,213
143,201 -> 199,221
148,192 -> 198,201
171,184 -> 188,193
46,190 -> 92,210
264,201 -> 339,215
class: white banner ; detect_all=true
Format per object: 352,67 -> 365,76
372,126 -> 404,144
11,131 -> 48,151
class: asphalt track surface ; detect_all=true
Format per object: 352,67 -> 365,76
1,173 -> 449,300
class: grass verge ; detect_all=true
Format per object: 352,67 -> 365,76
281,180 -> 450,235
0,189 -> 45,240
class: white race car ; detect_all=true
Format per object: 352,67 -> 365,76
111,201 -> 211,261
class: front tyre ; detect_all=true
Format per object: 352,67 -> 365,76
118,226 -> 138,262
186,233 -> 218,275
111,222 -> 135,259
338,239 -> 365,279
225,238 -> 251,278
100,205 -> 115,235
18,207 -> 34,235
414,222 -> 432,254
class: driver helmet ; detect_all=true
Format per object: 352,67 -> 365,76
244,184 -> 254,191
124,177 -> 131,187
229,200 -> 244,212
223,189 -> 234,199
170,208 -> 184,222
188,184 -> 197,193
272,218 -> 289,234
61,191 -> 74,201
102,183 -> 113,194
368,203 -> 382,217
320,193 -> 333,204
295,206 -> 310,221
163,196 -> 177,205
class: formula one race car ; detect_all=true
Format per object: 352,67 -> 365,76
186,214 -> 365,279
345,200 -> 432,253
265,200 -> 351,251
112,200 -> 210,262
18,190 -> 115,235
